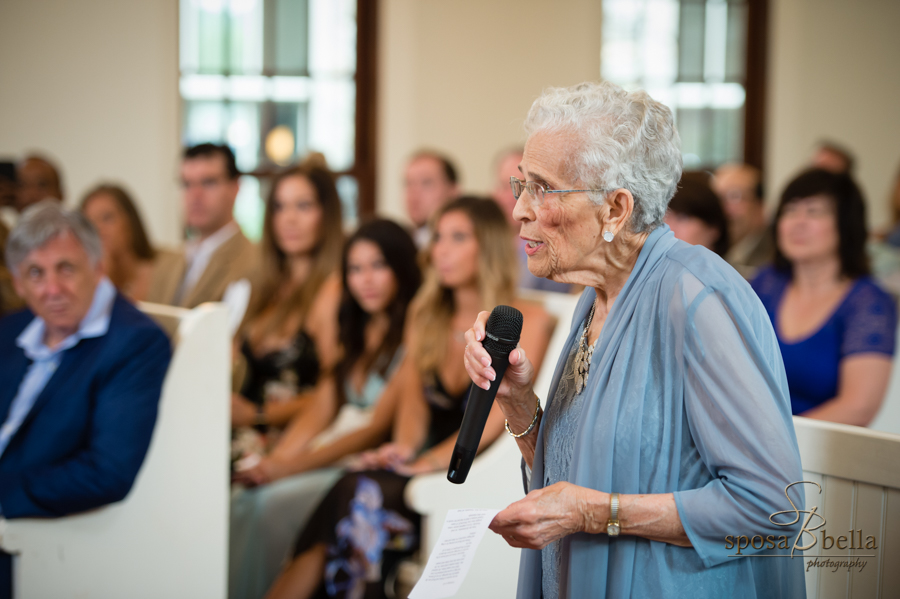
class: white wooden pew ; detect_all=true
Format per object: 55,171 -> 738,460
0,302 -> 231,599
405,291 -> 579,599
794,416 -> 900,599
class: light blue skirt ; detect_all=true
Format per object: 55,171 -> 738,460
228,467 -> 343,599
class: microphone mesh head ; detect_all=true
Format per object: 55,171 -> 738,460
482,305 -> 523,356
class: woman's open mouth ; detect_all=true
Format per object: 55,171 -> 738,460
523,239 -> 544,256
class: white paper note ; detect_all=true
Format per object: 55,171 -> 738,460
408,508 -> 502,599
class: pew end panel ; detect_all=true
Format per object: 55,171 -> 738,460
0,302 -> 231,599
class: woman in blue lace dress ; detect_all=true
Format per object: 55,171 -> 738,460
752,168 -> 896,424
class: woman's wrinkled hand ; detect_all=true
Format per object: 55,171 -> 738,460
463,311 -> 536,411
488,482 -> 601,550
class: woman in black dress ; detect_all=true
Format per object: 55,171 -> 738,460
231,161 -> 344,464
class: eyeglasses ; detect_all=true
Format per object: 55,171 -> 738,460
181,176 -> 228,191
509,176 -> 613,204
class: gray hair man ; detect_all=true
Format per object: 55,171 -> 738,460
1,202 -> 171,599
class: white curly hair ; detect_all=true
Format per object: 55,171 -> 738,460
523,80 -> 683,232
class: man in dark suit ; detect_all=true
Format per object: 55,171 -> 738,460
0,202 -> 171,599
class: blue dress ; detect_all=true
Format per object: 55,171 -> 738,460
519,224 -> 806,599
751,266 -> 896,415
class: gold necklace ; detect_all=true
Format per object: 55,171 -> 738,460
574,300 -> 598,395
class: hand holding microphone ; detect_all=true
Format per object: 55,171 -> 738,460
463,309 -> 536,401
449,305 -> 536,484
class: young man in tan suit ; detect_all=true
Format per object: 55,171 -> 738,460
147,144 -> 257,308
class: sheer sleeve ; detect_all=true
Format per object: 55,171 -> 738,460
672,283 -> 804,568
840,280 -> 897,358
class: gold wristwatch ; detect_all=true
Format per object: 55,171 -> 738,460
607,492 -> 620,537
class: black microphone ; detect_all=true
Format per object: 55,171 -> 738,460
447,305 -> 523,484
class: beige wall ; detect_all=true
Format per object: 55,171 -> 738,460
765,0 -> 900,228
0,0 -> 181,245
378,0 -> 900,230
2,1 -> 897,239
376,0 -> 604,221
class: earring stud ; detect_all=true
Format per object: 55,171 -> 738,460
603,231 -> 615,243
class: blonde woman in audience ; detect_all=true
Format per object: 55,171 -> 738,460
231,163 -> 343,463
229,219 -> 422,599
752,168 -> 896,425
266,196 -> 554,599
80,184 -> 158,302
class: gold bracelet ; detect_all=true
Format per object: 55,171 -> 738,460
505,394 -> 541,438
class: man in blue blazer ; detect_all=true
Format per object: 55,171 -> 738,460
0,202 -> 171,599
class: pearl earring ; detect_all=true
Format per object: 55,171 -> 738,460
603,231 -> 615,243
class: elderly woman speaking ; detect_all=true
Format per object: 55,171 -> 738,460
464,82 -> 805,598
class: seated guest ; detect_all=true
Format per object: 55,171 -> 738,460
147,143 -> 257,308
230,164 -> 344,463
266,197 -> 553,599
0,162 -> 15,229
664,171 -> 730,255
492,147 -> 571,293
752,168 -> 896,424
404,150 -> 459,248
883,165 -> 900,248
0,221 -> 24,317
811,139 -> 855,175
229,219 -> 421,599
15,155 -> 64,214
0,202 -> 170,599
713,163 -> 773,278
868,165 -> 900,296
80,184 -> 158,302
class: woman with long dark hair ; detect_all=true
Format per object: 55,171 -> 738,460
80,183 -> 158,301
752,168 -> 896,423
230,219 -> 422,599
230,163 -> 344,446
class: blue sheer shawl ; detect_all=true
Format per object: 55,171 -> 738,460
517,225 -> 806,598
